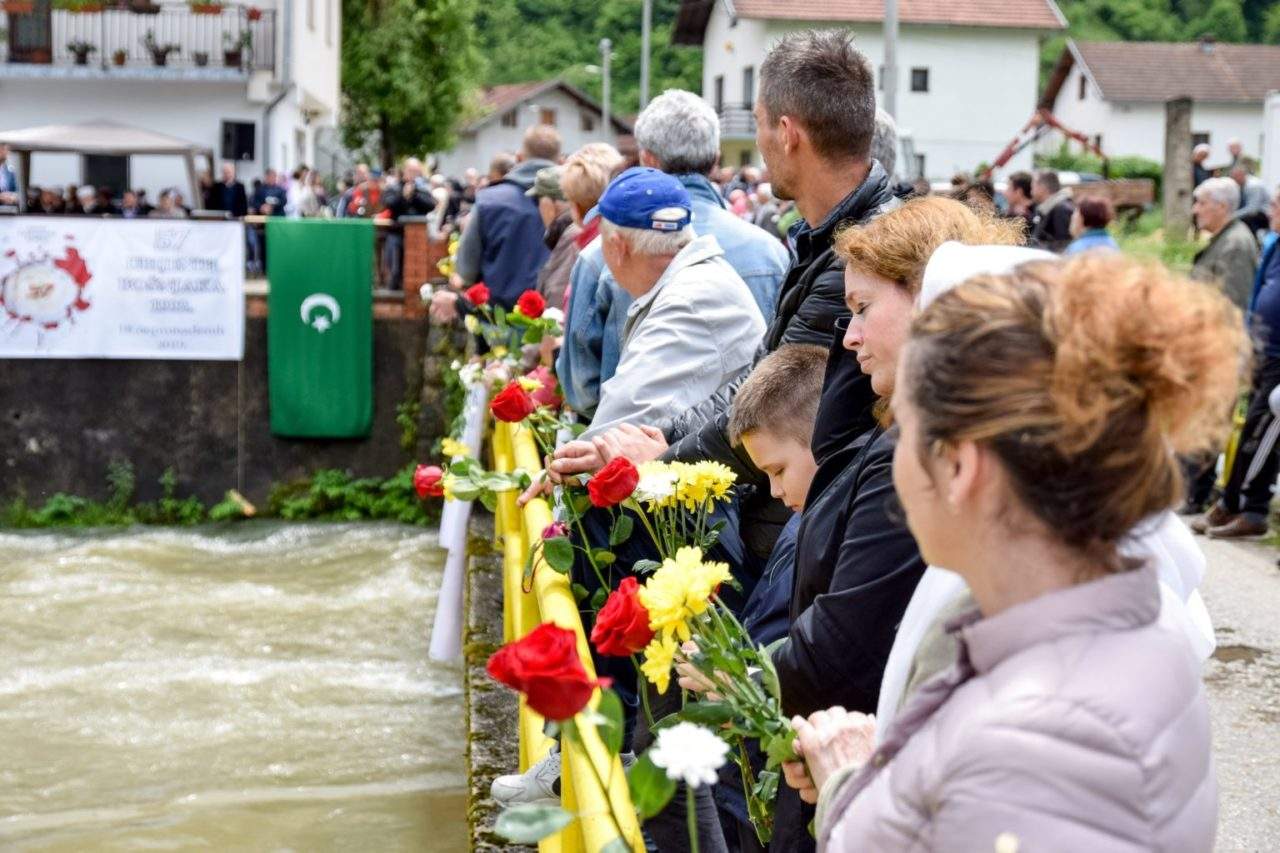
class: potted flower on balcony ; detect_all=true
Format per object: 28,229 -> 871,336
2,0 -> 35,15
245,6 -> 262,21
128,0 -> 161,13
112,48 -> 128,66
142,30 -> 179,66
222,29 -> 250,69
193,51 -> 209,67
188,0 -> 223,14
67,39 -> 96,65
53,0 -> 106,13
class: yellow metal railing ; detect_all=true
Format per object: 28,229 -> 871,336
493,421 -> 645,853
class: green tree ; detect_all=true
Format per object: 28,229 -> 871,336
341,0 -> 479,168
1262,2 -> 1280,42
1184,0 -> 1248,41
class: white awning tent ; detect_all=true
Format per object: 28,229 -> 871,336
0,120 -> 216,211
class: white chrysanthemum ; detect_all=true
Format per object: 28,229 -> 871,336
633,463 -> 677,505
542,307 -> 565,325
649,722 -> 729,788
457,362 -> 482,386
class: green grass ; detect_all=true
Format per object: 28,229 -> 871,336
1114,209 -> 1202,273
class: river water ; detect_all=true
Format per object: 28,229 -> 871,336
0,522 -> 467,851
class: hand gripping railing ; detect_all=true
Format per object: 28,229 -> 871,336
492,421 -> 645,853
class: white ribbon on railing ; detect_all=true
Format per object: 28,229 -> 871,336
429,381 -> 489,661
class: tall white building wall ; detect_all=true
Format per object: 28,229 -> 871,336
699,5 -> 1043,179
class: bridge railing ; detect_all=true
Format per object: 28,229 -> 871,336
492,420 -> 645,852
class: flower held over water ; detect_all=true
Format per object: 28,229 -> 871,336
487,622 -> 608,721
587,457 -> 639,508
490,380 -> 537,422
413,464 -> 444,498
516,290 -> 546,318
649,722 -> 730,788
464,283 -> 490,306
591,577 -> 655,657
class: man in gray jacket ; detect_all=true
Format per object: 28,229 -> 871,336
583,167 -> 764,438
1192,176 -> 1258,313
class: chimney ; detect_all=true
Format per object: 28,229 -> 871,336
1199,34 -> 1216,54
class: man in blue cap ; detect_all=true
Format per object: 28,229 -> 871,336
581,167 -> 765,438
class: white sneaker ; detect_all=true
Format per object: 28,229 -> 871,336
490,748 -> 561,807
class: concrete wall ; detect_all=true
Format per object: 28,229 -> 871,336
699,6 -> 1041,179
1048,63 -> 1266,165
0,301 -> 448,507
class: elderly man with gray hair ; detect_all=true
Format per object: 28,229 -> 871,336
1192,176 -> 1259,312
556,88 -> 788,417
583,167 -> 765,437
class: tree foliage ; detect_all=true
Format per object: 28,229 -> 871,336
472,0 -> 701,119
341,0 -> 480,168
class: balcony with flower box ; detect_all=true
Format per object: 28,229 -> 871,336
0,0 -> 274,79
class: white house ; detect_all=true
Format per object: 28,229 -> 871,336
1040,39 -> 1280,167
0,0 -> 339,199
433,80 -> 633,178
672,0 -> 1066,180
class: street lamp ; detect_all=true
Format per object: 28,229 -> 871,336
600,38 -> 613,133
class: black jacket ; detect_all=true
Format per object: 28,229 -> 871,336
1030,193 -> 1075,253
382,181 -> 436,222
659,161 -> 894,479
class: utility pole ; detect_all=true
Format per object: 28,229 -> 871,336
640,0 -> 652,109
883,0 -> 899,118
600,38 -> 613,133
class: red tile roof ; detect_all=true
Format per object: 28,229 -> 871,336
479,81 -> 549,115
675,0 -> 1064,42
1061,40 -> 1280,104
465,80 -> 633,135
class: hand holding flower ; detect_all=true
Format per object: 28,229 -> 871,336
782,707 -> 877,804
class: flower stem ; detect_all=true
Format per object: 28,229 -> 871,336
632,654 -> 656,728
686,785 -> 700,853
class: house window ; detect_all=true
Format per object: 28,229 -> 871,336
713,75 -> 724,112
1078,74 -> 1087,100
914,153 -> 926,178
540,108 -> 557,126
1093,134 -> 1103,151
742,66 -> 754,109
501,110 -> 518,128
307,0 -> 314,30
220,120 -> 256,162
1192,132 -> 1211,148
910,68 -> 929,93
581,113 -> 595,133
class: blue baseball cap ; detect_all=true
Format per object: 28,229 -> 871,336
597,167 -> 692,232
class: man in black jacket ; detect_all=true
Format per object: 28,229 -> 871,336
1029,170 -> 1075,252
549,30 -> 892,558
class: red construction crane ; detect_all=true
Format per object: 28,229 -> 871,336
981,108 -> 1107,180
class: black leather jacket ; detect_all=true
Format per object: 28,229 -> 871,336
658,161 -> 894,481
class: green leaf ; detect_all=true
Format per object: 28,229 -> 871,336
596,688 -> 624,756
757,643 -> 782,704
763,730 -> 799,770
523,325 -> 545,345
570,492 -> 592,515
569,422 -> 588,437
571,582 -> 590,604
608,514 -> 634,546
591,548 -> 616,566
542,536 -> 575,574
478,490 -> 498,512
590,587 -> 608,611
632,558 -> 661,575
627,752 -> 676,820
669,700 -> 736,728
493,803 -> 574,843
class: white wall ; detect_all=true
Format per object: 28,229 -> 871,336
698,5 -> 1042,179
2,77 -> 266,200
1049,62 -> 1265,167
434,88 -> 626,178
289,0 -> 341,121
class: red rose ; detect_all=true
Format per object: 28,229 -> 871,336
525,365 -> 563,410
487,622 -> 608,720
587,457 -> 639,508
516,290 -> 546,318
590,577 -> 655,656
464,283 -> 490,306
413,464 -> 444,498
490,380 -> 537,422
542,520 -> 570,540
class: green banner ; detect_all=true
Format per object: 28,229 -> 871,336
267,219 -> 374,438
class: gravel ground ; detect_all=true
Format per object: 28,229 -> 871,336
1197,534 -> 1280,850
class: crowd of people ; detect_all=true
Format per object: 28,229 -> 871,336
420,27 -> 1267,853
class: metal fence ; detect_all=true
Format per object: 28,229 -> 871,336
3,3 -> 274,72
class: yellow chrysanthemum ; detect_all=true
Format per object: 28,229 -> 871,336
441,474 -> 459,502
517,376 -> 543,393
672,461 -> 737,511
491,346 -> 508,358
464,315 -> 480,334
638,547 -> 733,642
640,634 -> 678,694
441,437 -> 470,459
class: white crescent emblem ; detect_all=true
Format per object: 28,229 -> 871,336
300,293 -> 341,333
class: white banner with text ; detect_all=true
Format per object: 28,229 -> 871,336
0,216 -> 244,360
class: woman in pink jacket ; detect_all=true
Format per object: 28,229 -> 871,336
785,252 -> 1245,851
